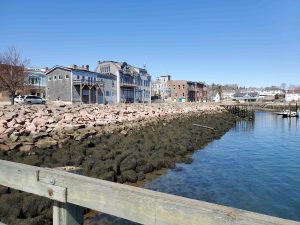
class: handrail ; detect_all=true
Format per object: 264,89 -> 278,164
0,159 -> 299,225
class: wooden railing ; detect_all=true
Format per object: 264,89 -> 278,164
0,159 -> 300,225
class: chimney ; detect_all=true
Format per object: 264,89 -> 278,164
85,65 -> 89,71
72,64 -> 77,69
45,67 -> 49,72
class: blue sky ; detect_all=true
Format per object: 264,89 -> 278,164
0,0 -> 299,87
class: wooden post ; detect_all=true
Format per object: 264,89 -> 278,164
89,86 -> 92,104
80,84 -> 83,104
103,86 -> 106,105
96,86 -> 99,104
53,167 -> 84,225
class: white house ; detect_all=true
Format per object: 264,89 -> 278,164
285,93 -> 300,102
212,92 -> 221,102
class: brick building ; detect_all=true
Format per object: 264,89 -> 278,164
166,80 -> 207,102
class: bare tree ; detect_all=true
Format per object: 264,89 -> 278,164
280,83 -> 287,91
0,46 -> 29,105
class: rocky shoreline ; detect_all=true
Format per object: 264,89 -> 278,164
0,103 -> 236,225
1,103 -> 226,152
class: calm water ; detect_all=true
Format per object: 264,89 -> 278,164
145,112 -> 300,221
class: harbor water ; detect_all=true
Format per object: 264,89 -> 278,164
145,112 -> 300,221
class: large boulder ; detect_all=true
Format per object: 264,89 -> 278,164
4,112 -> 17,121
4,127 -> 14,136
32,117 -> 47,127
64,113 -> 74,123
121,170 -> 138,183
0,144 -> 9,151
35,138 -> 57,149
7,142 -> 21,150
0,126 -> 6,135
136,163 -> 154,174
120,156 -> 137,172
26,123 -> 36,134
20,144 -> 33,152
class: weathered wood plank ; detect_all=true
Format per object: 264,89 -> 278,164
0,160 -> 66,202
53,167 -> 84,225
193,123 -> 215,131
0,159 -> 300,225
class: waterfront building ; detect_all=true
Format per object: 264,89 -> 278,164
222,91 -> 235,100
0,65 -> 47,101
285,89 -> 300,102
209,92 -> 221,102
166,80 -> 207,102
46,65 -> 116,104
151,74 -> 171,100
232,92 -> 260,102
25,67 -> 47,97
95,61 -> 151,103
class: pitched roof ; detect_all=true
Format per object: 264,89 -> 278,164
46,65 -> 99,75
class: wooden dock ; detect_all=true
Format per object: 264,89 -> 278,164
222,104 -> 255,120
1,159 -> 300,225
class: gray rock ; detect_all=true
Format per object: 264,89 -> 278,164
121,170 -> 138,183
137,172 -> 145,181
4,112 -> 17,121
74,132 -> 89,141
120,156 -> 137,172
10,134 -> 19,142
4,127 -> 14,136
20,145 -> 33,152
0,144 -> 10,151
35,138 -> 57,149
7,142 -> 21,150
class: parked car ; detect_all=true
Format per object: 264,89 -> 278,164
21,95 -> 46,104
14,95 -> 25,104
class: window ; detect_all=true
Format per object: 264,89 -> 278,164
112,80 -> 114,87
77,75 -> 80,80
58,75 -> 62,80
183,93 -> 185,96
106,91 -> 110,96
48,77 -> 52,81
54,76 -> 57,80
65,74 -> 70,79
178,85 -> 180,89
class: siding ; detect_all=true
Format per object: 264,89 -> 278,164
46,68 -> 72,101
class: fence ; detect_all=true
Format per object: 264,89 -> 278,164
0,159 -> 299,225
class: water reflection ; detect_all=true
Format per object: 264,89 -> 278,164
146,112 -> 300,222
234,119 -> 255,132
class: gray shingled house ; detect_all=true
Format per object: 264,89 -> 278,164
46,65 -> 117,104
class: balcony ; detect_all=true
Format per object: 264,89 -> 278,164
120,81 -> 136,87
73,79 -> 104,86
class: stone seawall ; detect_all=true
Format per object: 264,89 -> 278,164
0,103 -> 236,225
1,103 -> 226,152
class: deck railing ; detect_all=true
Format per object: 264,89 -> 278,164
73,79 -> 104,86
0,159 -> 299,225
